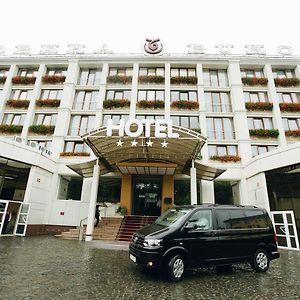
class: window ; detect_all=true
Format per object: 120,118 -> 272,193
59,176 -> 83,201
73,91 -> 98,110
205,92 -> 231,112
282,118 -> 300,131
247,117 -> 273,130
216,209 -> 246,229
170,116 -> 199,129
2,114 -> 26,125
18,68 -> 38,77
64,141 -> 89,153
251,145 -> 277,157
0,68 -> 9,77
208,145 -> 238,156
106,90 -> 131,100
277,93 -> 299,104
240,69 -> 264,78
206,118 -> 235,139
78,68 -> 102,85
273,69 -> 295,79
46,68 -> 67,76
33,114 -> 57,126
138,90 -> 164,101
171,68 -> 196,77
203,69 -> 228,87
109,67 -> 133,76
139,67 -> 164,76
40,89 -> 63,99
136,115 -> 164,121
11,90 -> 32,100
68,115 -> 95,135
171,91 -> 197,102
102,114 -> 129,126
188,210 -> 212,230
244,92 -> 268,103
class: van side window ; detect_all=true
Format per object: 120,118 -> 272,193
217,209 -> 246,229
188,210 -> 212,230
244,210 -> 270,228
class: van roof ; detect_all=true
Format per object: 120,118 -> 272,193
175,204 -> 261,209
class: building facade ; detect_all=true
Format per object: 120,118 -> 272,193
0,48 -> 299,248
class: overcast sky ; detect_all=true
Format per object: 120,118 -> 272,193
2,0 -> 300,55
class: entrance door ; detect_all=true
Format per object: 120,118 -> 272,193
15,203 -> 30,236
132,176 -> 162,216
0,200 -> 9,234
271,211 -> 299,250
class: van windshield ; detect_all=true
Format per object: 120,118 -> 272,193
155,207 -> 192,227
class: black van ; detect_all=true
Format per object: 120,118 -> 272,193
129,205 -> 280,281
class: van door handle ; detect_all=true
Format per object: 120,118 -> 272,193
209,232 -> 216,236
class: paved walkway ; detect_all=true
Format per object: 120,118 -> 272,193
0,236 -> 299,300
90,240 -> 129,251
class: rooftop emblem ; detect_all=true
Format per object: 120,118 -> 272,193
144,38 -> 163,55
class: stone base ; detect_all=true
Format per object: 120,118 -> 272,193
26,224 -> 76,236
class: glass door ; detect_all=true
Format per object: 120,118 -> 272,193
15,203 -> 30,236
0,200 -> 9,235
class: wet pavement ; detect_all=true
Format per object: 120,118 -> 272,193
0,236 -> 299,300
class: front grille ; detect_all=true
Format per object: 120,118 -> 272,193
129,233 -> 145,257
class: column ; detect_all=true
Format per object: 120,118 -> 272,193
201,180 -> 215,204
190,161 -> 197,205
162,175 -> 174,212
228,60 -> 252,163
264,64 -> 286,147
21,64 -> 46,139
0,64 -> 18,123
120,174 -> 132,214
85,162 -> 100,242
129,63 -> 139,119
97,63 -> 109,126
51,59 -> 79,158
164,63 -> 171,119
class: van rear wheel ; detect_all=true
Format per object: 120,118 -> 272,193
167,254 -> 185,282
252,249 -> 270,272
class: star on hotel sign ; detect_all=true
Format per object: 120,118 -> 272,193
161,140 -> 168,148
116,139 -> 124,147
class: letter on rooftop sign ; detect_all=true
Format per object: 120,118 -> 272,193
245,45 -> 266,55
40,44 -> 59,55
277,45 -> 294,56
215,44 -> 234,55
14,45 -> 31,55
67,44 -> 85,55
0,46 -> 6,55
187,44 -> 206,54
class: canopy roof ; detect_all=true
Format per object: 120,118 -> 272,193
68,125 -> 225,180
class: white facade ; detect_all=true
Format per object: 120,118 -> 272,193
0,51 -> 300,237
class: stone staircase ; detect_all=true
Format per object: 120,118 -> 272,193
56,217 -> 123,241
116,215 -> 158,241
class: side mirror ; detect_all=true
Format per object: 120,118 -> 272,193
184,222 -> 197,230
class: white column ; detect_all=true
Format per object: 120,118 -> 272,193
97,63 -> 109,126
264,64 -> 286,147
201,180 -> 215,204
165,63 -> 171,119
85,162 -> 100,241
130,63 -> 139,119
190,161 -> 197,205
21,64 -> 46,139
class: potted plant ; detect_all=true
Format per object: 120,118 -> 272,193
249,129 -> 279,138
171,76 -> 197,85
241,77 -> 268,86
0,124 -> 23,133
103,99 -> 130,109
6,100 -> 30,108
274,77 -> 300,87
29,125 -> 55,135
285,130 -> 300,137
279,103 -> 300,112
137,100 -> 164,109
107,75 -> 132,84
60,152 -> 90,157
0,76 -> 7,84
210,155 -> 241,162
138,75 -> 165,84
42,75 -> 66,84
36,99 -> 61,108
117,206 -> 127,215
171,100 -> 199,110
12,76 -> 36,85
245,102 -> 273,111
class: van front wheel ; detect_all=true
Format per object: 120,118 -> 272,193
167,254 -> 185,282
252,249 -> 270,272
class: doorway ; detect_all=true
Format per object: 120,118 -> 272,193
132,176 -> 162,216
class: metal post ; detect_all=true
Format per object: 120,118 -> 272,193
190,160 -> 197,205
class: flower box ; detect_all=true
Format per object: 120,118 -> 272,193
171,76 -> 197,85
245,102 -> 273,111
29,125 -> 55,135
103,99 -> 130,109
210,155 -> 241,162
171,100 -> 199,110
279,103 -> 300,112
12,76 -> 36,85
0,76 -> 7,84
137,100 -> 164,109
191,128 -> 201,133
241,77 -> 268,86
138,75 -> 165,84
60,152 -> 90,157
0,124 -> 23,133
249,129 -> 279,138
42,75 -> 66,84
274,77 -> 300,87
285,130 -> 300,137
36,99 -> 61,108
107,75 -> 132,84
6,99 -> 30,108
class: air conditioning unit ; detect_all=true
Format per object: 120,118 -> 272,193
14,136 -> 23,143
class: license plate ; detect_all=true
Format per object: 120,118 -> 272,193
130,254 -> 136,263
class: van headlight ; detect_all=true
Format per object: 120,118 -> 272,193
143,239 -> 162,248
